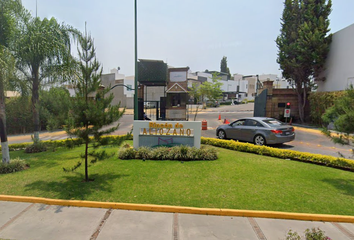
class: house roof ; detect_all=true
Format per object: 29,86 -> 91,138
166,83 -> 188,93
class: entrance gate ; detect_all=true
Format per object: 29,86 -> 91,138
254,89 -> 267,117
143,101 -> 160,120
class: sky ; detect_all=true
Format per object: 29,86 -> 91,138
21,0 -> 354,78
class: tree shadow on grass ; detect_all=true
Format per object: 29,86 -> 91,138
24,172 -> 129,200
322,178 -> 354,197
26,158 -> 60,169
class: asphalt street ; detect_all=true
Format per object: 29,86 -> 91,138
6,103 -> 354,159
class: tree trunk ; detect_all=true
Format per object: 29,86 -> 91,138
0,110 -> 10,164
32,68 -> 40,141
0,75 -> 10,164
84,138 -> 89,182
194,104 -> 200,121
296,89 -> 309,123
297,92 -> 305,123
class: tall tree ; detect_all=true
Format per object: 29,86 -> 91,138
65,27 -> 124,182
199,72 -> 223,106
40,87 -> 71,131
188,82 -> 202,120
0,0 -> 25,163
276,0 -> 332,122
220,56 -> 231,79
13,15 -> 76,141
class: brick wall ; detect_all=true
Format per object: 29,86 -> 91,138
260,81 -> 309,122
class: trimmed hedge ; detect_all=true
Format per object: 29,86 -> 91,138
0,134 -> 133,152
118,145 -> 218,161
201,137 -> 354,171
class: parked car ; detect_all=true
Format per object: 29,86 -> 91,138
216,117 -> 295,146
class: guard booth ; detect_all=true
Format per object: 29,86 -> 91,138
165,67 -> 189,120
138,59 -> 168,120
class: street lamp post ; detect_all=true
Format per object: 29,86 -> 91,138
134,0 -> 138,120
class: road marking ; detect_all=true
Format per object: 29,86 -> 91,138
248,217 -> 267,240
0,203 -> 35,232
90,208 -> 113,240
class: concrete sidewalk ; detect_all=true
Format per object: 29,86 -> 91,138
1,200 -> 353,240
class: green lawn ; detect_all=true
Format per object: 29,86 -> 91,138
1,142 -> 354,216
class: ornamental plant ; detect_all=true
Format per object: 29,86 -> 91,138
64,28 -> 124,182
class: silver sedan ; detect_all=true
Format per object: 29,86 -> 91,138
216,117 -> 295,146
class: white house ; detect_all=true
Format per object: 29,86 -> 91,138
317,23 -> 354,92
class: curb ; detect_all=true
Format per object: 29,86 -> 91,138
1,194 -> 354,223
293,126 -> 323,135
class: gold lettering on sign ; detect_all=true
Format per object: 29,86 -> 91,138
186,129 -> 191,136
142,122 -> 193,137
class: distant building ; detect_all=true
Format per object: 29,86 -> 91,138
4,91 -> 20,98
100,68 -> 134,109
317,23 -> 354,92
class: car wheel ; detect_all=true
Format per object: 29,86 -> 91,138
218,130 -> 227,139
254,135 -> 266,146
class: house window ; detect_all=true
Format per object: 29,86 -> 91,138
168,93 -> 187,107
127,84 -> 132,91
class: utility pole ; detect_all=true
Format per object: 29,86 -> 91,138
134,0 -> 138,120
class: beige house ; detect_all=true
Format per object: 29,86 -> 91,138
5,91 -> 20,98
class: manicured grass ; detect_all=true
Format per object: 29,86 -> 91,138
1,142 -> 354,216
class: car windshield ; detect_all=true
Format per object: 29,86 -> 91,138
261,119 -> 284,127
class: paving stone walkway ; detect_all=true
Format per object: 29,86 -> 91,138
1,201 -> 354,240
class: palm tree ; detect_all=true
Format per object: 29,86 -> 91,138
14,15 -> 77,141
0,0 -> 26,163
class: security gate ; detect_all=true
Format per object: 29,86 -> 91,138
143,101 -> 160,120
254,89 -> 267,117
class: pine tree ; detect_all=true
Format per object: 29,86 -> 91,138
65,27 -> 124,182
276,0 -> 332,122
220,56 -> 231,79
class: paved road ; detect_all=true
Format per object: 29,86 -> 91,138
7,103 -> 353,159
1,201 -> 353,240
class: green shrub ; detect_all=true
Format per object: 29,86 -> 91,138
0,158 -> 29,174
198,146 -> 218,160
64,138 -> 83,149
5,97 -> 33,134
286,228 -> 330,240
149,147 -> 170,160
1,134 -> 133,153
118,145 -> 218,161
0,143 -> 31,152
135,146 -> 151,160
309,91 -> 345,126
24,137 -> 47,153
201,137 -> 354,171
118,147 -> 136,160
